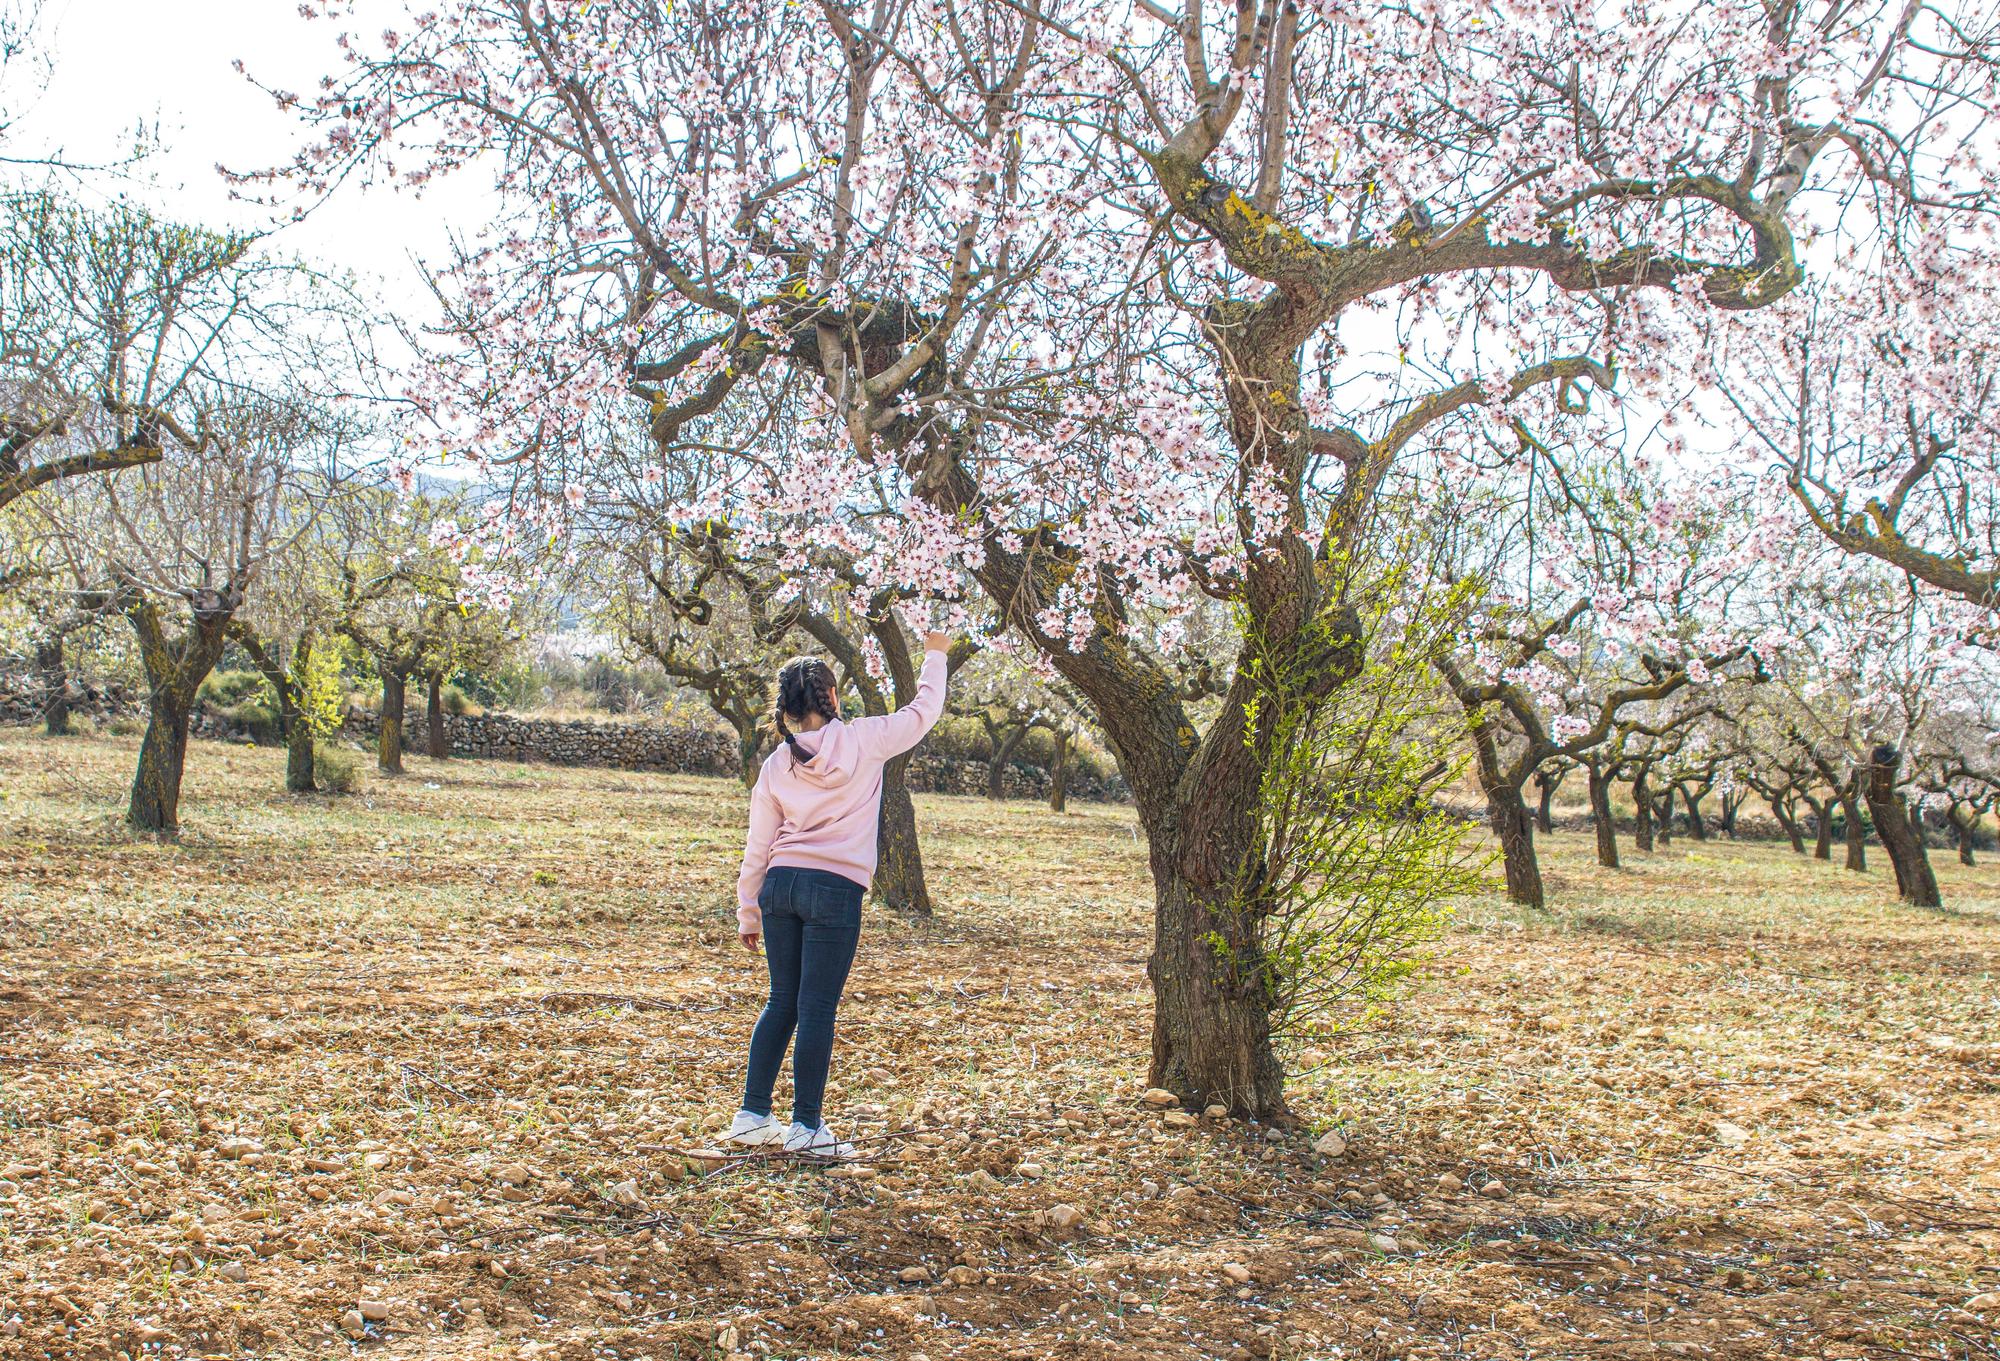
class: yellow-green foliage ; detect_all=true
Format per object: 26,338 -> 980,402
292,642 -> 347,741
1229,569 -> 1484,1046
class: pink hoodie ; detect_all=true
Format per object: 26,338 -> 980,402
736,647 -> 949,933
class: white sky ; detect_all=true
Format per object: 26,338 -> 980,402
7,0 -> 485,301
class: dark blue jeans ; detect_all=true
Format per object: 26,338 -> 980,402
741,866 -> 863,1130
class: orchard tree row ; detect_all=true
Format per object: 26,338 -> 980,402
3,0 -> 1996,1119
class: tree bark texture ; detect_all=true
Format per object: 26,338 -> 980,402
378,669 -> 408,775
35,637 -> 70,736
1049,729 -> 1070,813
1840,784 -> 1867,872
1588,765 -> 1619,868
1864,746 -> 1941,908
873,752 -> 933,917
1488,784 -> 1545,908
1633,770 -> 1654,852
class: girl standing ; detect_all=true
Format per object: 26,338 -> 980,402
726,632 -> 951,1157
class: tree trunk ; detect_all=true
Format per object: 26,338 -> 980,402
987,726 -> 1029,800
1771,795 -> 1806,855
1680,785 -> 1708,840
1588,764 -> 1619,869
237,628 -> 316,794
1146,807 -> 1286,1118
425,672 -> 449,758
378,670 -> 407,774
1049,729 -> 1070,813
1864,746 -> 1941,908
1533,767 -> 1561,834
1840,784 -> 1866,872
1948,804 -> 1977,867
872,751 -> 934,917
736,724 -> 762,788
1654,788 -> 1675,847
129,692 -> 194,835
1488,784 -> 1545,908
1805,796 -> 1833,860
1633,769 -> 1654,852
1719,790 -> 1740,839
35,636 -> 71,736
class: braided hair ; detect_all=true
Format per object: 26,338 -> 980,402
772,656 -> 839,765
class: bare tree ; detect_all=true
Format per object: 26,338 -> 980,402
24,394 -> 341,832
0,195 -> 272,512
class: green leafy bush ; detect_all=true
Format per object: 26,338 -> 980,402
1226,566 -> 1482,1046
222,700 -> 281,746
197,670 -> 271,708
313,744 -> 364,795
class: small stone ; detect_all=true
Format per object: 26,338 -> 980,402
495,1162 -> 533,1186
1141,1089 -> 1179,1108
338,1309 -> 366,1338
1966,1291 -> 2000,1312
1480,1180 -> 1510,1200
1,1163 -> 43,1180
714,1323 -> 739,1351
945,1265 -> 980,1286
899,1266 -> 930,1283
1118,1291 -> 1143,1305
1161,1111 -> 1197,1129
358,1299 -> 392,1322
219,1262 -> 248,1283
131,1322 -> 168,1344
1313,1131 -> 1347,1158
1437,1172 -> 1464,1192
1713,1121 -> 1750,1147
962,1169 -> 1003,1194
1220,1262 -> 1252,1284
1264,1127 -> 1286,1142
1016,1162 -> 1043,1178
1040,1203 -> 1084,1231
1368,1233 -> 1399,1254
1203,1105 -> 1229,1119
216,1139 -> 261,1161
304,1157 -> 344,1175
608,1179 -> 646,1210
1139,1180 -> 1161,1198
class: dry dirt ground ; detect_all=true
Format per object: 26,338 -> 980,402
2,728 -> 1998,1361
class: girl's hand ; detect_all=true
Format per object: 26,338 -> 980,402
740,930 -> 761,953
923,629 -> 952,653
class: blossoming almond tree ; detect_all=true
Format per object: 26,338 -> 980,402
1429,461 -> 1769,903
269,0 -> 2000,1115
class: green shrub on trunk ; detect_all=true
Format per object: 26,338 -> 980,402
313,745 -> 364,795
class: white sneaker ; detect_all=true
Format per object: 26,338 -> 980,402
721,1110 -> 783,1147
784,1121 -> 856,1160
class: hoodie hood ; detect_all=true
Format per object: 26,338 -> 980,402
782,720 -> 859,789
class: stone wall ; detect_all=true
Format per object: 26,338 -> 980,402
0,670 -> 1128,803
343,708 -> 1131,803
343,708 -> 743,777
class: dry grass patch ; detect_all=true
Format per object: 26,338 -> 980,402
1,728 -> 1996,1360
